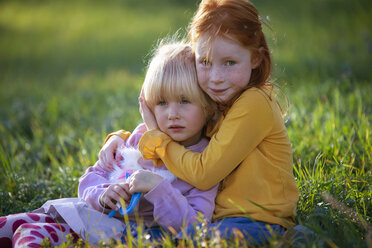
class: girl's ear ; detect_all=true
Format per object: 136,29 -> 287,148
251,47 -> 264,69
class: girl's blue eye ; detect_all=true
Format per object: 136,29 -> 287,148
157,101 -> 167,106
226,60 -> 236,66
181,98 -> 190,104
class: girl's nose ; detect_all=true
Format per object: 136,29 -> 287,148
210,66 -> 223,83
168,104 -> 180,120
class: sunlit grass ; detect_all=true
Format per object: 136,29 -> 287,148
0,0 -> 371,247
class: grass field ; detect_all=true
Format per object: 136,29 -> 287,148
0,0 -> 371,247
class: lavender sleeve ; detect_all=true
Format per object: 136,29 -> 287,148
144,179 -> 218,232
77,123 -> 146,211
125,123 -> 146,148
78,160 -> 111,211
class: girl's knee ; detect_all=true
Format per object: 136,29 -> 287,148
13,223 -> 42,248
0,213 -> 60,247
13,223 -> 61,247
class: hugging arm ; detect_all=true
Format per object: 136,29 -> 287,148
139,91 -> 273,190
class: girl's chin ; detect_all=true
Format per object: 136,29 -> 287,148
211,96 -> 228,105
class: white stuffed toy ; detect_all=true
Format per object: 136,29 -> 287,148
107,146 -> 175,217
109,146 -> 176,184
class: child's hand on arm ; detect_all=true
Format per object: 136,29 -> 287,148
128,170 -> 163,193
99,135 -> 125,170
99,182 -> 131,211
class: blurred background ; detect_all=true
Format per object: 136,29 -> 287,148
1,0 -> 371,132
0,0 -> 371,245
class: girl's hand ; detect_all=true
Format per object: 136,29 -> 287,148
139,88 -> 158,131
128,170 -> 163,194
99,135 -> 125,171
99,183 -> 131,211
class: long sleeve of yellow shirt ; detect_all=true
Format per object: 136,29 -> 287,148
138,88 -> 299,227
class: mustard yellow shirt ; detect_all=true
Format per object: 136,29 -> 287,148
131,88 -> 298,227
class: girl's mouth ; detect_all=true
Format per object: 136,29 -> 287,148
169,125 -> 185,132
210,88 -> 227,94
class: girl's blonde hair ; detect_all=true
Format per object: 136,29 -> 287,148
142,40 -> 216,120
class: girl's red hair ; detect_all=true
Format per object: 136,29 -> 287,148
188,0 -> 271,88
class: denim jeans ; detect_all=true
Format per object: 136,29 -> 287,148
177,217 -> 285,245
121,223 -> 166,244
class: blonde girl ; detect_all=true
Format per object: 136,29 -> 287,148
0,41 -> 218,247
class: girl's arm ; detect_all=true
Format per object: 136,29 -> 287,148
80,124 -> 148,210
79,161 -> 132,214
139,90 -> 274,190
144,179 -> 218,232
78,161 -> 112,211
99,124 -> 147,168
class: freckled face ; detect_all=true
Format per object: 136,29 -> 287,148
195,35 -> 258,105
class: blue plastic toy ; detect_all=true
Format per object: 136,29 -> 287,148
108,171 -> 142,218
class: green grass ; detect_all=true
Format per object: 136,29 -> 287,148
0,0 -> 371,247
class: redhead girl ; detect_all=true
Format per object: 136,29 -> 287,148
100,0 -> 299,244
